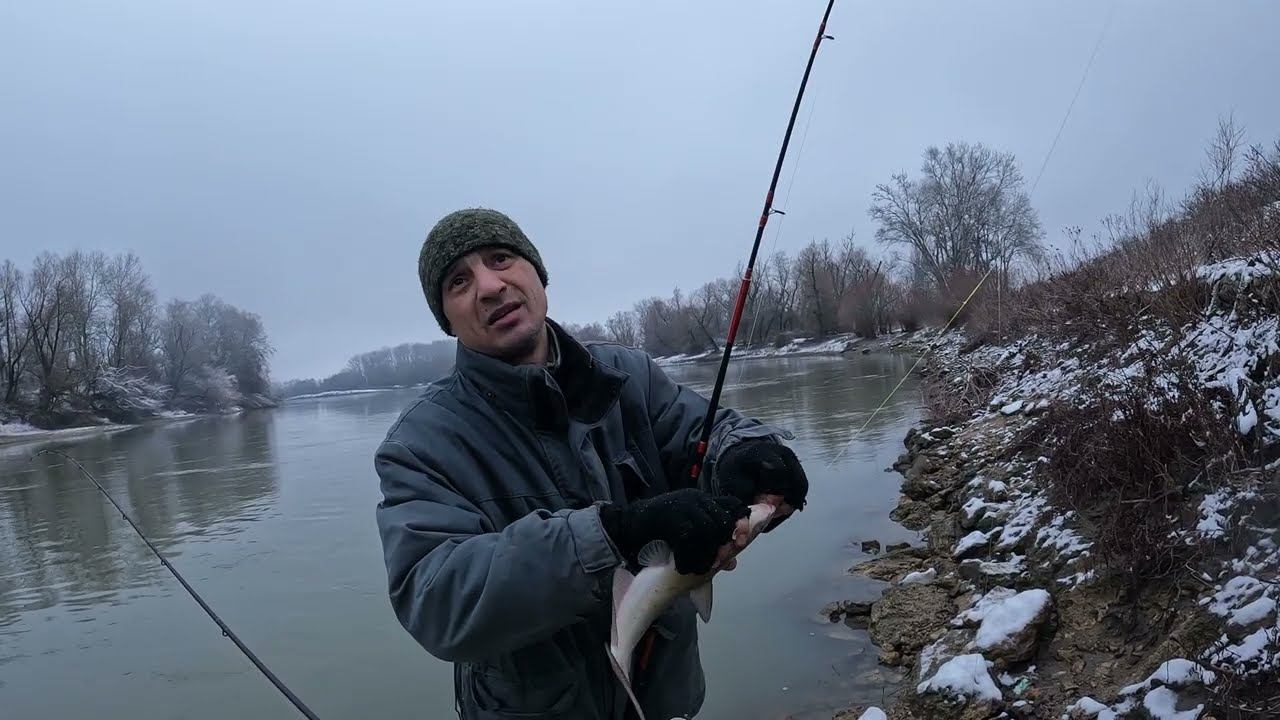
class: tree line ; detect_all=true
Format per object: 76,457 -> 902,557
278,340 -> 455,398
288,140 -> 1046,392
577,140 -> 1045,356
0,250 -> 273,429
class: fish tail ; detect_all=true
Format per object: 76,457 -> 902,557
605,642 -> 646,720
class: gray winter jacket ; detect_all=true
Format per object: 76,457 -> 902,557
374,320 -> 790,719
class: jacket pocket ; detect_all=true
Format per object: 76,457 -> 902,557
462,663 -> 581,719
613,446 -> 655,500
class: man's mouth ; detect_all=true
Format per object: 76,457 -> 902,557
487,301 -> 523,326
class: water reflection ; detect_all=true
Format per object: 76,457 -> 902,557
677,353 -> 918,462
0,413 -> 280,626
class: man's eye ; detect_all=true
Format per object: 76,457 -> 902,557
448,275 -> 467,289
492,252 -> 512,265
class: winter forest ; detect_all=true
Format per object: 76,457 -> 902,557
0,250 -> 274,430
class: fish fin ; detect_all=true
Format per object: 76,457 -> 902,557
636,540 -> 672,568
606,641 -> 647,720
690,582 -> 713,623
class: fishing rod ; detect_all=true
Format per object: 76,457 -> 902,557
31,448 -> 322,720
689,0 -> 837,481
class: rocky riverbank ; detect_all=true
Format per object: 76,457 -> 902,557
833,254 -> 1279,720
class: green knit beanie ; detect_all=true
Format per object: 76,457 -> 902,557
418,208 -> 549,335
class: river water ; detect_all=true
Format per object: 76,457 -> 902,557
0,353 -> 920,719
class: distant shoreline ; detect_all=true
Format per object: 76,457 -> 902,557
653,329 -> 933,367
1,411 -> 215,449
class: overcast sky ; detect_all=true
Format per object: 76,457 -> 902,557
3,1 -> 1278,381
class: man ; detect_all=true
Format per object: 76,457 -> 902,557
374,208 -> 809,719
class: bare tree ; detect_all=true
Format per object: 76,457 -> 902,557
104,252 -> 157,370
22,253 -> 76,410
869,141 -> 1044,293
688,281 -> 726,352
62,250 -> 109,392
1198,113 -> 1246,191
796,240 -> 838,337
563,322 -> 609,342
159,299 -> 204,401
605,310 -> 639,347
0,261 -> 30,403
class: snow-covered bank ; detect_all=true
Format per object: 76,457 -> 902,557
844,252 -> 1279,719
654,329 -> 931,367
0,421 -> 138,447
284,388 -> 396,400
0,408 -> 235,447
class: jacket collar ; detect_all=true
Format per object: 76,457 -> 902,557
453,318 -> 627,428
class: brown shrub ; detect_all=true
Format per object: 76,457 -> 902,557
921,363 -> 1000,425
895,289 -> 928,332
1025,353 -> 1244,588
1207,645 -> 1280,719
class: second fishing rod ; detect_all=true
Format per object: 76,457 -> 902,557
688,0 -> 837,481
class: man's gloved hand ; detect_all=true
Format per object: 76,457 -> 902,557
599,488 -> 747,575
715,440 -> 808,531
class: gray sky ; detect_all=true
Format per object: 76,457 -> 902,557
3,1 -> 1278,381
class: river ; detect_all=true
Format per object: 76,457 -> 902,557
0,353 -> 920,719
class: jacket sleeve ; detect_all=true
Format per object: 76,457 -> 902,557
642,355 -> 794,494
374,436 -> 620,663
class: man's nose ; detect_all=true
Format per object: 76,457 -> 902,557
474,265 -> 508,299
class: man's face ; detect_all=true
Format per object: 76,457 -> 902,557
441,246 -> 548,362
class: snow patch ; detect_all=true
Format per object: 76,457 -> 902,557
1141,686 -> 1202,720
916,654 -> 1001,702
1197,490 -> 1232,539
954,530 -> 991,558
901,568 -> 937,585
955,588 -> 1051,652
1119,659 -> 1216,695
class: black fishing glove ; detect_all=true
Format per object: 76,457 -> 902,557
599,488 -> 748,575
715,439 -> 808,531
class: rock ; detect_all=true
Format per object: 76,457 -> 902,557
890,498 -> 934,530
850,548 -> 929,581
958,557 -> 1026,587
956,587 -> 1053,667
959,497 -> 992,530
918,629 -> 975,678
953,530 -> 992,560
821,599 -> 873,626
907,654 -> 1006,720
903,472 -> 944,500
879,648 -> 904,666
869,583 -> 955,658
926,516 -> 959,555
861,540 -> 882,554
931,427 -> 957,440
1025,398 -> 1050,416
886,541 -> 913,553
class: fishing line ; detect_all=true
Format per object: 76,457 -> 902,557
30,448 -> 322,720
734,71 -> 825,386
825,0 -> 1116,467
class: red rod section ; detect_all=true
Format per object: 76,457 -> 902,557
689,0 -> 836,481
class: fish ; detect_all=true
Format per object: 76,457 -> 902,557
606,500 -> 780,720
